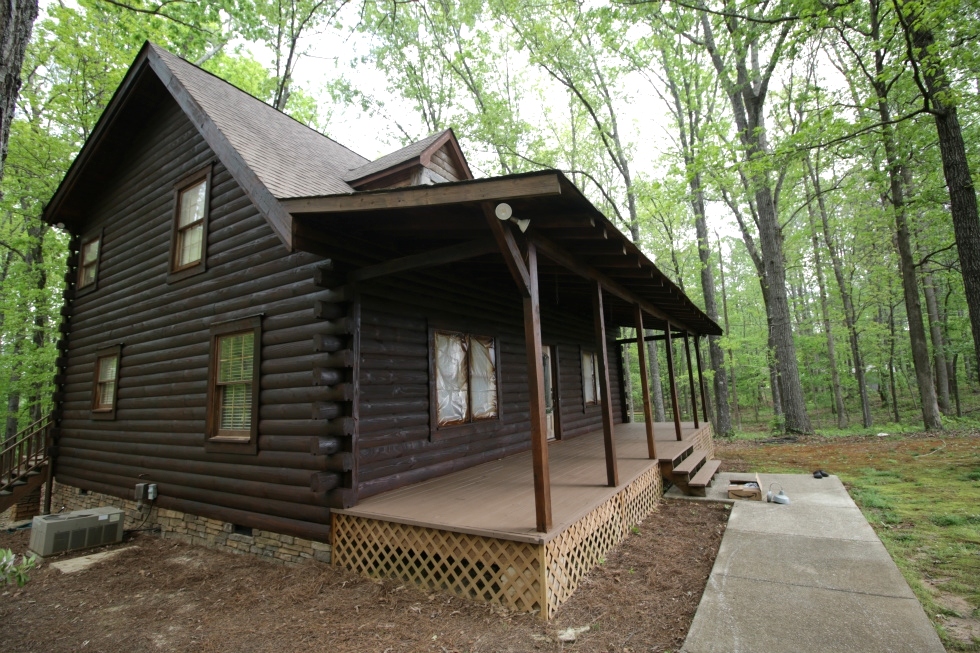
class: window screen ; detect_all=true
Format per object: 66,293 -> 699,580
96,355 -> 118,409
216,331 -> 254,435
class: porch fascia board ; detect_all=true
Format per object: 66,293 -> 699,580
281,172 -> 562,215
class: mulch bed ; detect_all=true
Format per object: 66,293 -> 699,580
0,500 -> 728,653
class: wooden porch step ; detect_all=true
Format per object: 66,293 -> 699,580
688,459 -> 722,489
655,440 -> 694,466
671,448 -> 707,478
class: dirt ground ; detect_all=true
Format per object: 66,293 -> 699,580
0,499 -> 728,653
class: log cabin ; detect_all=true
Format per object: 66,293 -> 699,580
34,42 -> 723,617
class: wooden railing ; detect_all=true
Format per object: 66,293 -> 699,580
0,414 -> 52,494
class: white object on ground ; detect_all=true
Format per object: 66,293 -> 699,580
50,546 -> 135,574
557,626 -> 590,642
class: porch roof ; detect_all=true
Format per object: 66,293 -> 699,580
282,171 -> 722,337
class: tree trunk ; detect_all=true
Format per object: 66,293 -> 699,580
0,0 -> 39,196
4,385 -> 19,440
888,304 -> 900,423
805,184 -> 846,428
689,176 -> 732,435
717,235 -> 740,430
870,1 -> 941,429
646,332 -> 666,422
922,273 -> 951,414
25,222 -> 47,421
622,338 -> 634,421
949,354 -> 960,417
697,11 -> 809,433
808,157 -> 872,427
906,20 -> 980,387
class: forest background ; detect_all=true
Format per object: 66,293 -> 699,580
1,0 -> 979,438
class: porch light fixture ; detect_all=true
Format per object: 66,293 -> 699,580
495,202 -> 530,233
494,202 -> 512,220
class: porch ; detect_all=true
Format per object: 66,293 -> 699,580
332,421 -> 715,618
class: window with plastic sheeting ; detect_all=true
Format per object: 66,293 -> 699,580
582,350 -> 600,407
433,330 -> 498,429
206,315 -> 261,454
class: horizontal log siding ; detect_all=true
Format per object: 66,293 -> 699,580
57,100 -> 346,537
355,272 -> 623,500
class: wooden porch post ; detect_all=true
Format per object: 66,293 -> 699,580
633,306 -> 657,459
593,281 -> 619,487
695,335 -> 710,424
664,327 -> 684,441
684,333 -> 700,429
484,204 -> 551,533
523,242 -> 553,532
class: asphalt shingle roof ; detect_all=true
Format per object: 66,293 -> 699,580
343,129 -> 450,183
151,45 -> 369,199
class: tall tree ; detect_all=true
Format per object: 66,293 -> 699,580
0,0 -> 39,197
893,0 -> 980,381
685,1 -> 812,433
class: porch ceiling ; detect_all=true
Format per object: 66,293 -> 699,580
283,170 -> 722,336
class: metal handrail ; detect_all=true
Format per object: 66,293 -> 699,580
0,413 -> 52,493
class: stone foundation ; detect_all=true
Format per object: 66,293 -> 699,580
12,487 -> 41,522
46,481 -> 331,564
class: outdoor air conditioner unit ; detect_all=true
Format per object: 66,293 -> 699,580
28,506 -> 125,557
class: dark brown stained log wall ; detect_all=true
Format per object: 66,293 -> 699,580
355,275 -> 623,500
55,97 -> 349,541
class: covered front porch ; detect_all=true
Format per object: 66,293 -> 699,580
332,421 -> 715,618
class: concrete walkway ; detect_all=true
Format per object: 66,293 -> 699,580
671,473 -> 946,653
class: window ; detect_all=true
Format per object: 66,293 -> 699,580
433,330 -> 498,428
170,166 -> 211,281
206,316 -> 261,454
582,350 -> 601,406
91,345 -> 121,419
78,233 -> 102,290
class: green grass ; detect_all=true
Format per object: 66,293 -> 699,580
719,432 -> 980,651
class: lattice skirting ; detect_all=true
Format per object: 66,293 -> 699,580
332,467 -> 663,619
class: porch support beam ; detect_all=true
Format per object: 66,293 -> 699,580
684,334 -> 700,429
664,327 -> 684,441
633,306 -> 657,459
522,241 -> 552,532
529,233 -> 697,334
593,281 -> 619,487
348,237 -> 498,282
695,336 -> 710,424
483,203 -> 531,296
615,332 -> 686,346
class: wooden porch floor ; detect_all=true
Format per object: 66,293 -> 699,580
337,421 -> 708,544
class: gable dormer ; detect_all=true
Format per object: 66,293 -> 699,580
345,129 -> 473,191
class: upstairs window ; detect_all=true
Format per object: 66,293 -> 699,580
206,316 -> 261,454
582,350 -> 600,406
170,165 -> 211,281
433,330 -> 498,428
78,233 -> 102,290
91,345 -> 121,420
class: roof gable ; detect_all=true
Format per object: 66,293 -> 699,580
345,129 -> 473,190
43,42 -> 371,250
